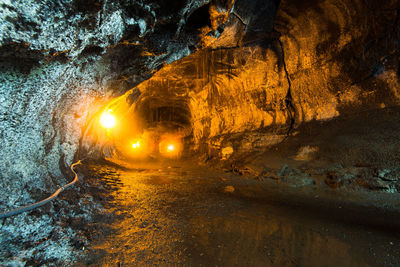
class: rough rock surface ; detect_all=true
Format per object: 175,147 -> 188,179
109,0 -> 400,196
121,0 -> 400,160
2,0 -> 399,203
0,0 -> 233,264
0,0 -> 222,209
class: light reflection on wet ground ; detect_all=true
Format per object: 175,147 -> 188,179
78,160 -> 400,266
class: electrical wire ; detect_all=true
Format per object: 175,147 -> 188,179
0,160 -> 82,219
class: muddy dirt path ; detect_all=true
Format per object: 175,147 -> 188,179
76,160 -> 400,266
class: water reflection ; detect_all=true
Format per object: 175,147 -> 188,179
82,163 -> 399,266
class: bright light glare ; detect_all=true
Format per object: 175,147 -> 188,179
100,111 -> 116,129
159,137 -> 182,158
132,141 -> 140,149
167,144 -> 175,152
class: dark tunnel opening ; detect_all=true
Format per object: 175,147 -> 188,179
132,96 -> 194,158
149,106 -> 192,128
185,3 -> 212,31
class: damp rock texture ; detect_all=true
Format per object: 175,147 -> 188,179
127,0 -> 400,158
0,0 -> 221,209
0,0 -> 231,264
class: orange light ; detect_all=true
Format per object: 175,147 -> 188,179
100,110 -> 116,129
159,136 -> 182,158
132,141 -> 140,149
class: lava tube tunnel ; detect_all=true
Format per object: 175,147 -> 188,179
1,0 -> 400,265
83,86 -> 190,163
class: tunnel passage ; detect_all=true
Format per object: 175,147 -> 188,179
135,98 -> 192,133
81,84 -> 193,163
81,0 -> 400,194
1,0 -> 400,264
74,0 -> 400,177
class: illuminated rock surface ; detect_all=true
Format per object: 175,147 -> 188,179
0,0 -> 236,264
0,0 -> 223,209
0,0 -> 400,264
128,0 -> 400,156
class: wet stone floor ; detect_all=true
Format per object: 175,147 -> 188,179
75,160 -> 400,266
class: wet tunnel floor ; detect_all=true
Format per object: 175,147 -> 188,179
75,160 -> 400,266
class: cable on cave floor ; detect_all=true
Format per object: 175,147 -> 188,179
0,160 -> 83,219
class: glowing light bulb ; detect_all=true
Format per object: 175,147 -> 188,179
100,110 -> 116,129
159,138 -> 182,157
132,141 -> 140,149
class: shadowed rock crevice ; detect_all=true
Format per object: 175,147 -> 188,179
275,30 -> 295,140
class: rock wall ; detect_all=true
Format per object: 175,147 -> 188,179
0,0 -> 399,263
0,0 -> 225,208
277,0 -> 400,121
1,0 -> 234,264
0,60 -> 102,207
126,0 -> 400,159
1,0 -> 399,206
129,44 -> 290,152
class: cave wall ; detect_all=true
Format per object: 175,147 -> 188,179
277,0 -> 400,121
1,0 -> 399,208
0,60 -> 102,206
128,0 -> 400,159
0,0 -> 221,210
131,44 -> 290,150
0,2 -> 399,262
